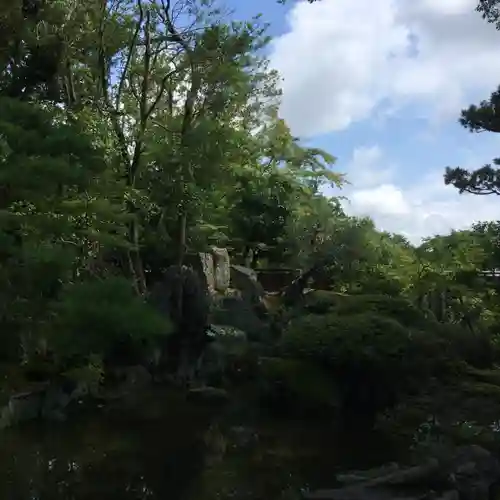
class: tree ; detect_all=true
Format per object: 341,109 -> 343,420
477,0 -> 500,28
0,96 -> 126,360
444,86 -> 500,195
444,2 -> 500,194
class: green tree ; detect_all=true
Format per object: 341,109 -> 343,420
444,1 -> 500,194
0,96 -> 126,361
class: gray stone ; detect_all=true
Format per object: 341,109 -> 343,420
7,387 -> 46,424
211,296 -> 268,341
212,247 -> 230,292
303,445 -> 500,500
187,386 -> 230,404
0,378 -> 91,430
185,252 -> 215,293
446,445 -> 500,500
184,248 -> 230,295
230,265 -> 264,301
209,324 -> 247,339
41,385 -> 71,419
122,365 -> 151,388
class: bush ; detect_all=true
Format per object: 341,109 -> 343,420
257,356 -> 341,416
303,293 -> 430,329
432,323 -> 497,369
50,277 -> 173,364
280,312 -> 447,417
302,290 -> 342,314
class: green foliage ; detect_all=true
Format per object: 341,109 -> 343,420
477,0 -> 500,28
63,354 -> 105,395
257,357 -> 340,416
50,277 -> 173,361
444,56 -> 500,194
433,323 -> 497,369
282,312 -> 414,368
1,0 -> 500,440
333,295 -> 431,328
303,292 -> 430,328
302,290 -> 344,314
280,311 -> 456,416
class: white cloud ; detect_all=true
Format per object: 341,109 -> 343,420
344,145 -> 394,187
271,0 -> 500,137
330,146 -> 500,243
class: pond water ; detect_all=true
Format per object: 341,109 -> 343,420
0,387 -> 404,500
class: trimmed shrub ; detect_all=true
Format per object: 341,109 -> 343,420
303,292 -> 431,329
50,277 -> 173,364
280,312 -> 449,417
257,357 -> 341,416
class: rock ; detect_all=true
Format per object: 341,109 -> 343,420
122,365 -> 151,388
4,386 -> 46,425
0,378 -> 87,429
209,325 -> 247,339
210,265 -> 274,340
228,426 -> 258,447
187,386 -> 230,405
256,268 -> 298,292
337,464 -> 400,485
41,385 -> 72,419
200,326 -> 250,385
149,264 -> 211,383
303,446 -> 500,500
445,445 -> 500,500
211,295 -> 268,341
230,265 -> 264,303
184,252 -> 214,293
184,248 -> 231,295
212,247 -> 230,292
438,492 -> 459,500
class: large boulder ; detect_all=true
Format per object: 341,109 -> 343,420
185,252 -> 215,293
256,268 -> 298,293
230,265 -> 265,304
446,445 -> 500,500
200,324 -> 258,386
148,265 -> 211,383
303,445 -> 500,500
211,296 -> 268,341
184,247 -> 231,295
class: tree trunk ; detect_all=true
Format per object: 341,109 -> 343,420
176,211 -> 187,267
127,205 -> 147,295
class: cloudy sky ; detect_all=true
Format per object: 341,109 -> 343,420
228,0 -> 500,243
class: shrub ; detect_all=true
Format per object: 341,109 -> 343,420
336,294 -> 430,328
432,323 -> 497,369
302,293 -> 430,329
50,277 -> 173,364
257,356 -> 341,416
281,312 -> 447,417
302,290 -> 342,314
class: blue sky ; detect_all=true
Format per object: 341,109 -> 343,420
225,0 -> 500,243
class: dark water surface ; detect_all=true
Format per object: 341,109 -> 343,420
0,387 -> 403,500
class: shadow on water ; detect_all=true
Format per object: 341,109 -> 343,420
0,387 -> 405,500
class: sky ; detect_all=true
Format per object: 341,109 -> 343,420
225,0 -> 500,243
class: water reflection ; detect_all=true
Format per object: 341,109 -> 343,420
0,389 -> 211,500
0,387 -> 402,500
